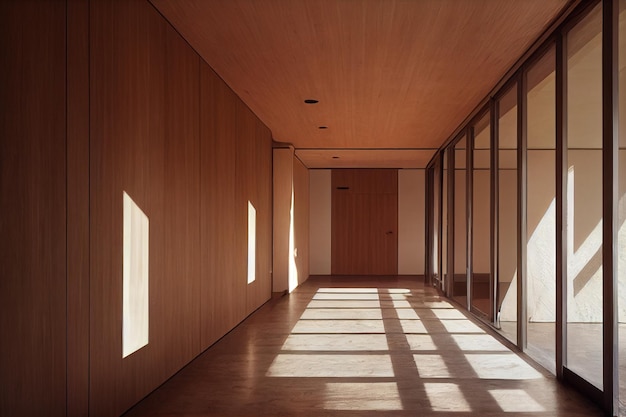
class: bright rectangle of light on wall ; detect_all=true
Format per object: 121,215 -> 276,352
248,201 -> 256,284
122,191 -> 149,358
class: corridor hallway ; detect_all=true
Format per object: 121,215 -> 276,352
124,276 -> 602,417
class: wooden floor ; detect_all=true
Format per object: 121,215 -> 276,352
124,276 -> 603,417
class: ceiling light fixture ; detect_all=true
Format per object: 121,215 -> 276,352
304,99 -> 319,104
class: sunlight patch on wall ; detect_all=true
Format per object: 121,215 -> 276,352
122,191 -> 149,358
247,201 -> 256,284
288,187 -> 298,292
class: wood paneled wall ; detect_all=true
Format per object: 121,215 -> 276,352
200,63 -> 244,347
200,62 -> 272,348
0,2 -> 68,416
67,0 -> 91,415
89,1 -> 203,414
1,0 -> 273,416
88,1 -> 273,416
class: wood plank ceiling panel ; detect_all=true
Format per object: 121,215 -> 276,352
151,0 -> 568,167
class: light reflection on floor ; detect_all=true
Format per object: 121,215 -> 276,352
267,353 -> 395,377
267,286 -> 554,413
489,389 -> 546,412
282,334 -> 390,351
424,382 -> 472,412
323,382 -> 402,410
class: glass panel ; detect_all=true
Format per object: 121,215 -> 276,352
526,46 -> 556,374
454,136 -> 468,307
566,3 -> 603,390
618,0 -> 626,410
497,85 -> 517,344
432,163 -> 440,285
472,112 -> 492,319
442,149 -> 449,292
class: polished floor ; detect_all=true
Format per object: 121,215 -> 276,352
124,276 -> 603,417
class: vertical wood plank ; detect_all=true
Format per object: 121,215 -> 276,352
255,118 -> 273,307
67,0 -> 91,415
89,1 -> 201,415
0,1 -> 67,415
239,102 -> 261,313
200,63 -> 244,347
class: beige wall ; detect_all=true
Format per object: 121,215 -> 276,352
309,170 -> 332,275
398,169 -> 426,274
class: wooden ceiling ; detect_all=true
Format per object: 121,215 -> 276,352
151,0 -> 569,168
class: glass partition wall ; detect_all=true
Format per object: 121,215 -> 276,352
430,159 -> 441,289
565,2 -> 603,390
453,136 -> 468,307
471,113 -> 493,320
496,84 -> 518,344
616,0 -> 626,415
442,149 -> 449,293
526,46 -> 557,374
426,1 -> 626,414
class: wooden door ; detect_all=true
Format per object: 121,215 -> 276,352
331,169 -> 398,275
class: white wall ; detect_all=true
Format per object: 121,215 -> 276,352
309,170 -> 331,275
398,169 -> 425,274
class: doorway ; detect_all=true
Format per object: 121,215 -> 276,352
331,169 -> 398,275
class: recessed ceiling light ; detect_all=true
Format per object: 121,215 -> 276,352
318,126 -> 328,129
304,99 -> 319,104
